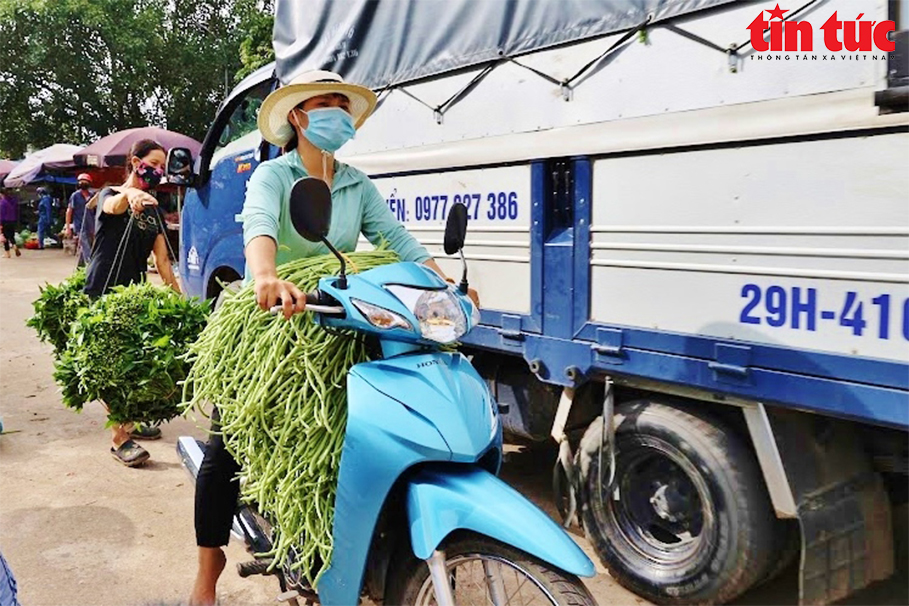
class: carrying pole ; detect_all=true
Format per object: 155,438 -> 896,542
176,185 -> 184,279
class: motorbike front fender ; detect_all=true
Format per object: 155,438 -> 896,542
406,465 -> 595,577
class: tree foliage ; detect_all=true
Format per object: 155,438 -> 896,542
237,0 -> 275,82
0,0 -> 274,158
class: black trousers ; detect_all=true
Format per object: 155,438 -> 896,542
1,223 -> 15,251
194,407 -> 242,548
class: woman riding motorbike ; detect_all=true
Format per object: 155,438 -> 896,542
189,70 -> 478,605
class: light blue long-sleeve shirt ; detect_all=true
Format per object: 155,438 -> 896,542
240,151 -> 429,279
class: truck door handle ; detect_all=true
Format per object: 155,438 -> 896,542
592,344 -> 622,355
499,329 -> 525,341
708,361 -> 749,377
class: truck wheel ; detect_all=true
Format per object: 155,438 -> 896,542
212,278 -> 242,311
577,401 -> 775,604
385,533 -> 596,606
755,518 -> 800,586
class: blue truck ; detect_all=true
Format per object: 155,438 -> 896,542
174,0 -> 909,603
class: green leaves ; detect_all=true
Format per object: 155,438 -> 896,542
43,280 -> 210,425
26,269 -> 91,355
0,0 -> 274,157
152,334 -> 171,348
235,0 -> 275,81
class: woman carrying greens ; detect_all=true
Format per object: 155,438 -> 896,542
189,70 -> 478,605
84,139 -> 181,467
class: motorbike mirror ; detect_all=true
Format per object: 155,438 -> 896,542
165,147 -> 194,186
444,203 -> 468,254
290,178 -> 332,242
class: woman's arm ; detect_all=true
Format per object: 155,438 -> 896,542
241,164 -> 306,319
102,192 -> 128,215
360,180 -> 432,263
102,188 -> 157,215
246,235 -> 306,319
246,235 -> 278,282
359,181 -> 480,306
152,234 -> 180,293
423,258 -> 445,277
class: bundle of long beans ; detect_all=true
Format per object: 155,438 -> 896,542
182,250 -> 398,586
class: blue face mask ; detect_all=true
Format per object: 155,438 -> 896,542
298,107 -> 356,153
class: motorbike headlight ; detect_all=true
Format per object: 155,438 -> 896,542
351,299 -> 412,330
386,286 -> 468,344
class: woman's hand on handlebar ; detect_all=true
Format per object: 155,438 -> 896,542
255,276 -> 306,319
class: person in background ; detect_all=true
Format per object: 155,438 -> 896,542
0,189 -> 21,258
80,189 -> 101,263
67,173 -> 94,266
36,187 -> 53,250
83,139 -> 180,467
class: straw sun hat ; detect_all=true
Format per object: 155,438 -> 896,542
257,70 -> 377,147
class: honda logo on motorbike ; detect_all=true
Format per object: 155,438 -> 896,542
747,4 -> 896,52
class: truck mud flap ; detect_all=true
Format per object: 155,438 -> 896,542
768,409 -> 894,605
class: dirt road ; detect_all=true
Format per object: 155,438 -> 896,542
1,251 -> 904,605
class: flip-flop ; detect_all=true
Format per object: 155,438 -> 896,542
111,439 -> 150,467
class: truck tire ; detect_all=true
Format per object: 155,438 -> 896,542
212,278 -> 242,311
754,518 -> 800,586
576,400 -> 775,604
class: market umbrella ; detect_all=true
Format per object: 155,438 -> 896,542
74,126 -> 202,168
3,144 -> 82,188
0,160 -> 19,183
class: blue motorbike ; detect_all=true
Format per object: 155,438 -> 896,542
178,178 -> 596,606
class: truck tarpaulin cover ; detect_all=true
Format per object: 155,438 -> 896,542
274,0 -> 736,89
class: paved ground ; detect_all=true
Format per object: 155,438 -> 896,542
0,251 -> 905,606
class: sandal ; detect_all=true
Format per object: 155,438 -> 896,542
111,439 -> 150,467
129,423 -> 162,440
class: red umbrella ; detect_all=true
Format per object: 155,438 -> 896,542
74,126 -> 202,168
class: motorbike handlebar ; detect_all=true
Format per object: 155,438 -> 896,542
268,291 -> 344,316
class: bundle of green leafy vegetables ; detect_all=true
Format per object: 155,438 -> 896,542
27,268 -> 91,355
52,282 -> 210,425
